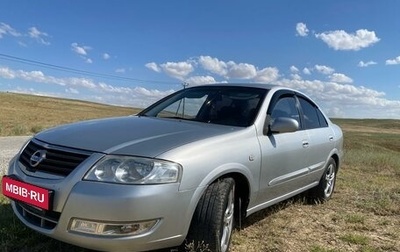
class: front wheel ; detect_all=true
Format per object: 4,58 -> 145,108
184,178 -> 235,252
308,157 -> 337,203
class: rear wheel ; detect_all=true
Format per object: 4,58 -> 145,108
309,157 -> 337,203
184,178 -> 235,252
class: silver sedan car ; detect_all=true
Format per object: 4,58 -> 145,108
3,83 -> 343,252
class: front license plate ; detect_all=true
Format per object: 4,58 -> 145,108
2,176 -> 52,210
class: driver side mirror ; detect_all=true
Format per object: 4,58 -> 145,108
269,117 -> 299,134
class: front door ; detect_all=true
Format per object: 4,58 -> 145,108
256,94 -> 310,207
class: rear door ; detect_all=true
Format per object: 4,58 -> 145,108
297,96 -> 335,181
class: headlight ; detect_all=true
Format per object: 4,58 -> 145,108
84,156 -> 181,184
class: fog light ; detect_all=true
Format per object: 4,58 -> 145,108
69,218 -> 159,236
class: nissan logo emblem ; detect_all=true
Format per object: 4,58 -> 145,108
30,150 -> 47,167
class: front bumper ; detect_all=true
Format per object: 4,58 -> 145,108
7,156 -> 196,252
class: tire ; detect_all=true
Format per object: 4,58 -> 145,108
184,178 -> 235,252
308,157 -> 337,203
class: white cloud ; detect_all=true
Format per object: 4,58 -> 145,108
103,53 -> 110,60
0,67 -> 99,89
28,27 -> 50,45
291,73 -> 302,80
198,56 -> 260,80
89,85 -> 173,108
358,60 -> 377,67
303,68 -> 311,75
0,66 -> 173,108
98,82 -> 131,94
329,73 -> 353,83
71,43 -> 91,56
66,87 -> 79,94
151,56 -> 279,83
296,22 -> 309,37
18,70 -> 49,83
315,65 -> 335,75
0,22 -> 21,38
385,56 -> 400,65
1,23 -> 52,46
324,107 -> 345,118
146,61 -> 195,80
71,43 -> 93,63
290,66 -> 299,73
133,86 -> 173,99
185,75 -> 217,85
68,77 -> 97,89
227,62 -> 257,79
160,61 -> 194,80
315,29 -> 380,51
0,67 -> 16,78
254,67 -> 279,83
145,62 -> 161,73
198,56 -> 228,76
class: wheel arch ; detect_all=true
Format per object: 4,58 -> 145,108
218,172 -> 250,227
182,164 -> 254,239
194,170 -> 251,231
330,153 -> 340,172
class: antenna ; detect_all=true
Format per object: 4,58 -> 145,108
180,82 -> 189,117
182,82 -> 189,89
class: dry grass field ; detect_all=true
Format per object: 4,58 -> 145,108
1,92 -> 399,252
0,92 -> 140,136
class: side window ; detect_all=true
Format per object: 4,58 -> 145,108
316,108 -> 328,127
271,96 -> 300,123
298,97 -> 320,129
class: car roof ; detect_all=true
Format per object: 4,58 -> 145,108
189,83 -> 315,104
189,83 -> 279,90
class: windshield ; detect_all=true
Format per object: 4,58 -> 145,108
139,86 -> 268,127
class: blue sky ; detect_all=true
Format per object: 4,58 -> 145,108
1,0 -> 400,119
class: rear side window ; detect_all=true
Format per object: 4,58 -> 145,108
298,97 -> 327,129
316,108 -> 328,127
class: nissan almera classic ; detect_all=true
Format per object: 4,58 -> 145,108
2,83 -> 343,252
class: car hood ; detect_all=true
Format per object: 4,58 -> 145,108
34,116 -> 236,157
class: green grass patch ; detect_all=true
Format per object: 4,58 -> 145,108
345,213 -> 366,224
339,233 -> 369,245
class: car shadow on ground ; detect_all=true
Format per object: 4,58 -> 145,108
240,193 -> 311,229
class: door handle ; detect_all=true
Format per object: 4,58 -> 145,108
329,136 -> 334,141
302,141 -> 309,148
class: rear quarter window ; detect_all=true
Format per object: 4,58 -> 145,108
316,108 -> 328,127
298,97 -> 326,129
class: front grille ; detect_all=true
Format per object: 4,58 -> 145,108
15,202 -> 60,229
19,139 -> 92,176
